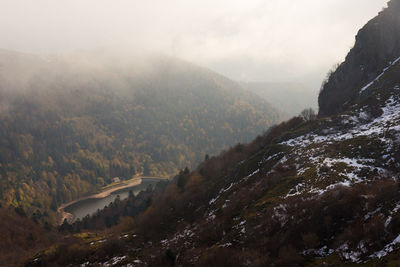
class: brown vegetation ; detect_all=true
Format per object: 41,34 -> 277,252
0,207 -> 58,265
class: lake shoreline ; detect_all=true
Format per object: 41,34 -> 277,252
57,176 -> 167,225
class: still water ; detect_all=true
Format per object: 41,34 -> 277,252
64,179 -> 159,221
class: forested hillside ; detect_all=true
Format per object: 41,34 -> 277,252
25,1 -> 400,266
0,49 -> 283,222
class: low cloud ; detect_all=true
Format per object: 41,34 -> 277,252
0,0 -> 389,90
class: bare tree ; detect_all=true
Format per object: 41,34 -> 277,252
300,108 -> 316,121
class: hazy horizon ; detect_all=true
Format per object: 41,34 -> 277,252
0,0 -> 389,91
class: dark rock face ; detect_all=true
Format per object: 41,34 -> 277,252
318,0 -> 400,116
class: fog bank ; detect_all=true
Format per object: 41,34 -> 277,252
0,0 -> 389,89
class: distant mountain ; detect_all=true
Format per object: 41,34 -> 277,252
0,49 -> 283,222
26,1 -> 400,266
240,81 -> 318,117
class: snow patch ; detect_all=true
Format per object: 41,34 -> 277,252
360,55 -> 400,94
369,234 -> 400,259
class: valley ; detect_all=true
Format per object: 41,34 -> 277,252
0,49 -> 283,224
1,0 -> 400,266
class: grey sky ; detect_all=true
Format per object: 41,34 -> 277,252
0,0 -> 389,90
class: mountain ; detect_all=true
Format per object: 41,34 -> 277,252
318,0 -> 400,116
0,49 -> 283,224
240,81 -> 318,117
25,1 -> 400,266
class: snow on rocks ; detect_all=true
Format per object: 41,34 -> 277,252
303,241 -> 366,263
243,169 -> 260,181
232,220 -> 247,236
206,168 -> 261,217
285,183 -> 306,198
161,226 -> 197,249
102,256 -> 127,266
364,207 -> 381,221
279,93 -> 400,197
302,246 -> 334,257
282,95 -> 400,149
369,234 -> 400,259
122,260 -> 145,267
273,204 -> 288,227
360,55 -> 400,94
340,242 -> 365,263
384,202 -> 400,227
259,152 -> 284,165
219,242 -> 232,248
208,182 -> 235,206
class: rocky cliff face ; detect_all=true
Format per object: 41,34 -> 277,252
318,0 -> 400,116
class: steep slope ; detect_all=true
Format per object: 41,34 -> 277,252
319,0 -> 400,116
28,60 -> 400,266
0,49 -> 283,221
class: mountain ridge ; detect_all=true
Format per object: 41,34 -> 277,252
319,0 -> 400,116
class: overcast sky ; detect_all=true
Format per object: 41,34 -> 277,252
0,0 -> 389,90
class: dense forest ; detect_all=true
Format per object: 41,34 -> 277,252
0,49 -> 283,224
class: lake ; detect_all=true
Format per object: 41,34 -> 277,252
64,178 -> 161,221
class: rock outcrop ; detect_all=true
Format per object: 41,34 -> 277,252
318,0 -> 400,116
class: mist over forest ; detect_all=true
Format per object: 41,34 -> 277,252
1,1 -> 398,266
